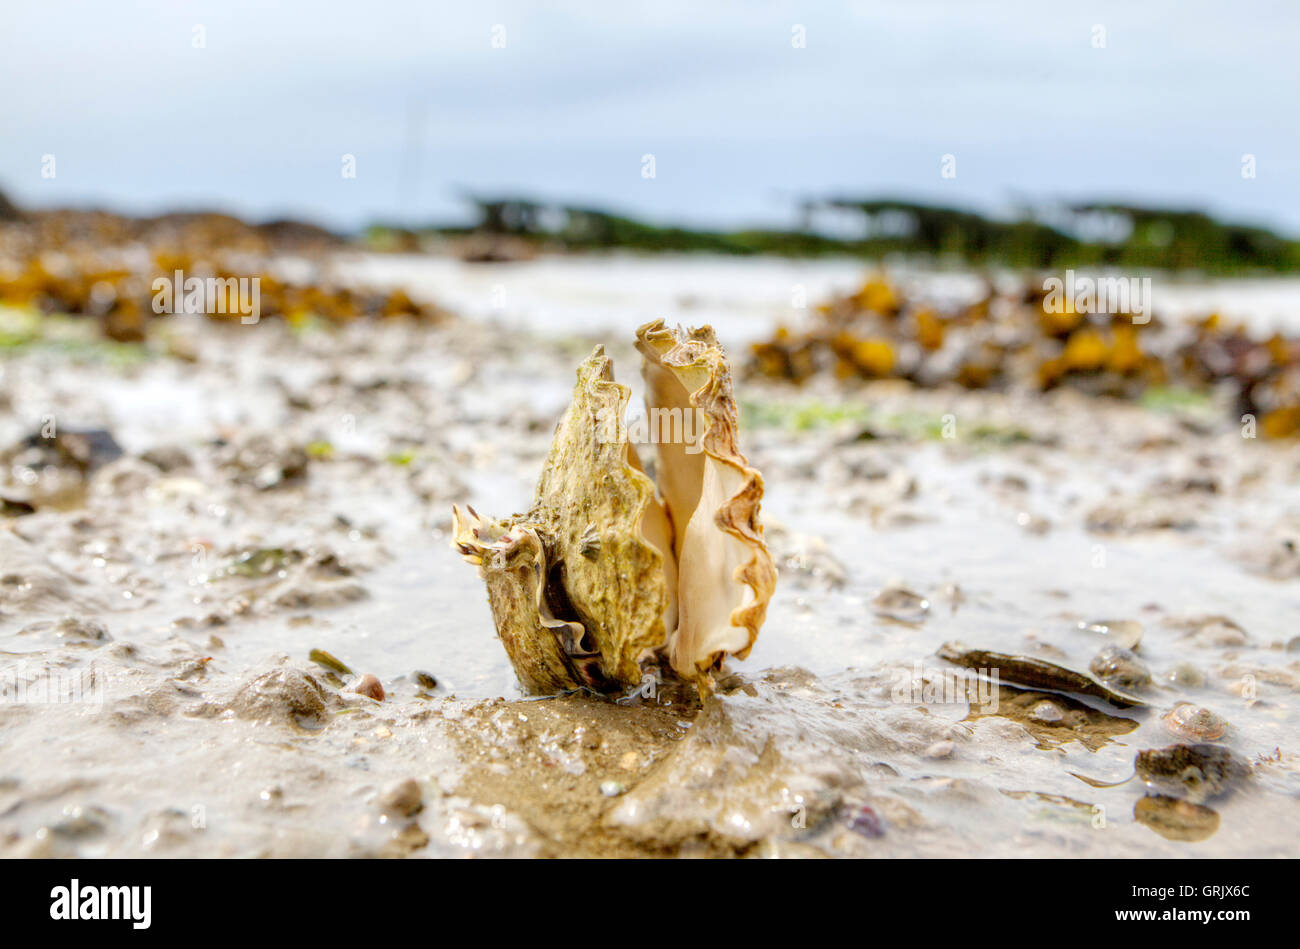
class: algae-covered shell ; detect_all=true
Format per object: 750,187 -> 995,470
1135,743 -> 1248,802
453,321 -> 776,695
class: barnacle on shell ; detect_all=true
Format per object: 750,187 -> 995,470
452,320 -> 777,695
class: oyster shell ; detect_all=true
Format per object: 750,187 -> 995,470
453,320 -> 776,695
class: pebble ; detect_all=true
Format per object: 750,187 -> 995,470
347,674 -> 385,702
845,804 -> 886,838
49,804 -> 111,839
1016,511 -> 1051,535
923,740 -> 955,759
232,668 -> 332,729
1175,615 -> 1249,647
871,587 -> 931,624
1089,645 -> 1152,690
1165,662 -> 1205,688
1134,795 -> 1220,842
1029,700 -> 1065,724
56,616 -> 110,642
379,778 -> 423,817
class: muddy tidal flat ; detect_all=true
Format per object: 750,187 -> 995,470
1,262 -> 1298,858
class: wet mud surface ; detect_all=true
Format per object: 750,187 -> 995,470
2,264 -> 1298,857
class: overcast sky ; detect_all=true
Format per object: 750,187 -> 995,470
3,1 -> 1297,234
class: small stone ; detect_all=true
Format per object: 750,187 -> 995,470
1089,645 -> 1152,690
379,778 -> 423,817
1015,511 -> 1050,535
923,740 -> 955,759
390,822 -> 430,853
347,674 -> 385,702
49,805 -> 111,839
1165,662 -> 1204,688
232,668 -> 333,729
871,586 -> 930,624
1172,615 -> 1249,647
140,445 -> 193,472
415,671 -> 438,689
1029,700 -> 1064,723
600,780 -> 625,797
845,804 -> 886,838
1134,794 -> 1219,842
1204,626 -> 1248,647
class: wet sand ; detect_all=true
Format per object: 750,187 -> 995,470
1,261 -> 1298,857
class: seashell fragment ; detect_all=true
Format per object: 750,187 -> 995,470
1029,699 -> 1065,724
871,586 -> 930,624
1162,703 -> 1227,741
453,321 -> 777,695
1164,662 -> 1204,688
1088,645 -> 1152,690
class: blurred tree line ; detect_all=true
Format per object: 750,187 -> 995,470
374,196 -> 1300,274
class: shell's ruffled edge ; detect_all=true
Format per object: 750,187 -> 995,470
452,510 -> 566,690
635,319 -> 778,685
451,506 -> 610,693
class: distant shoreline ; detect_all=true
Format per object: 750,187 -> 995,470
365,197 -> 1300,276
6,187 -> 1298,276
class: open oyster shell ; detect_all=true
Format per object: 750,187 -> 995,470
453,320 -> 776,695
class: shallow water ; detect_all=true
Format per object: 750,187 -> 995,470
1,257 -> 1297,857
334,251 -> 1300,341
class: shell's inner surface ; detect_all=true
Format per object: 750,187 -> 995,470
635,321 -> 776,683
452,321 -> 776,695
